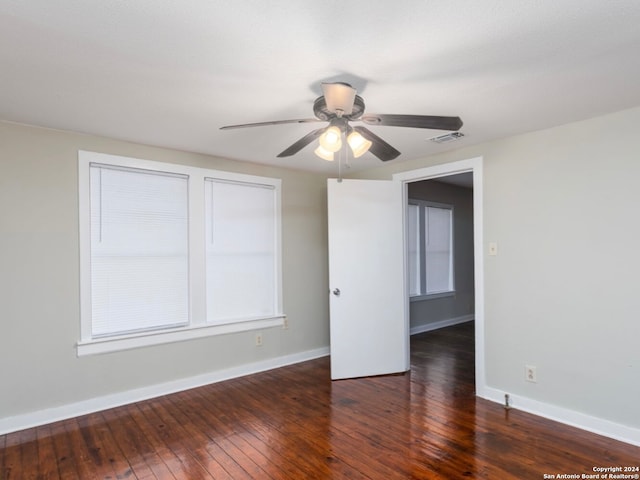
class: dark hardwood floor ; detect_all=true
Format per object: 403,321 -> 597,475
2,321 -> 639,479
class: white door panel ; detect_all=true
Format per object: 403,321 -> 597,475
327,178 -> 408,380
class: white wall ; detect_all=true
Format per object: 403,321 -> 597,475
350,106 -> 640,438
0,121 -> 329,431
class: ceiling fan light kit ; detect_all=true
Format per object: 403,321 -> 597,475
319,125 -> 343,152
347,130 -> 372,158
220,81 -> 463,167
314,144 -> 335,161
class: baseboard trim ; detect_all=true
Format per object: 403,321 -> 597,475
479,386 -> 640,447
410,314 -> 474,336
0,346 -> 330,436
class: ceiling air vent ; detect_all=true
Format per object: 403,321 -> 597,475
429,131 -> 465,144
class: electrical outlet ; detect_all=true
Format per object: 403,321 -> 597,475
283,317 -> 289,329
525,365 -> 537,383
255,333 -> 263,346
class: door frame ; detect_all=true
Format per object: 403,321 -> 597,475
393,156 -> 485,396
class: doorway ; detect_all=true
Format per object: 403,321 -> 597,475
393,157 -> 485,395
406,173 -> 474,332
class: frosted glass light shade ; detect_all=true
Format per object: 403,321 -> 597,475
322,82 -> 356,115
347,131 -> 372,158
322,82 -> 357,115
314,144 -> 334,161
319,126 -> 342,152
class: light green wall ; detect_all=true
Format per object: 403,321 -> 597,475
2,104 -> 640,432
349,106 -> 640,429
0,120 -> 329,419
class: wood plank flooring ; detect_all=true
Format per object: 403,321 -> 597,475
1,322 -> 639,479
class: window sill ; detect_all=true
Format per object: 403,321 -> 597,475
77,315 -> 286,356
410,291 -> 455,302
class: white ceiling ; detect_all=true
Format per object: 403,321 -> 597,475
1,1 -> 640,174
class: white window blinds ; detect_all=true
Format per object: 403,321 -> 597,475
424,205 -> 453,294
408,201 -> 454,297
89,164 -> 189,337
407,203 -> 421,296
205,178 -> 277,323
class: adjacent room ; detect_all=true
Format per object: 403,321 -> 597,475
1,1 -> 639,478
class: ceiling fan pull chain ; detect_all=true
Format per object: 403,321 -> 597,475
337,142 -> 343,183
343,131 -> 351,171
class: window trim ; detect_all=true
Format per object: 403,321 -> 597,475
407,199 -> 455,301
409,291 -> 456,303
76,316 -> 285,356
78,150 -> 284,356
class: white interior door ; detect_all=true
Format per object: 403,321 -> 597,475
327,178 -> 408,380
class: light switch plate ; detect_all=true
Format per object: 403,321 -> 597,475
489,242 -> 498,256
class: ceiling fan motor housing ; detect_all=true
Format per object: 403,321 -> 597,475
313,95 -> 365,121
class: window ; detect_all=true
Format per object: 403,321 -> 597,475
407,200 -> 454,299
78,151 -> 283,355
204,178 -> 278,323
89,165 -> 190,337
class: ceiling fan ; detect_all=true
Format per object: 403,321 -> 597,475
220,82 -> 463,162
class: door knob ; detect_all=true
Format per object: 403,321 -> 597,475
332,288 -> 341,296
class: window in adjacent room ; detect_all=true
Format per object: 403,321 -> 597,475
407,200 -> 454,300
78,151 -> 283,355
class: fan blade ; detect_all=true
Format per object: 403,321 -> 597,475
353,126 -> 401,162
276,128 -> 326,158
220,118 -> 322,130
360,114 -> 463,131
